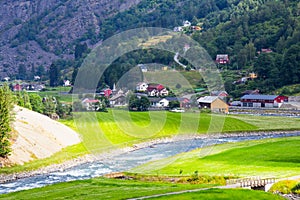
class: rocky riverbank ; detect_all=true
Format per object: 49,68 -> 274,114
1,130 -> 299,184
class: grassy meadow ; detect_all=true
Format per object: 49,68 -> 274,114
2,109 -> 300,173
0,178 -> 283,200
70,110 -> 259,154
71,110 -> 300,153
132,136 -> 300,178
0,178 -> 213,200
37,86 -> 73,103
148,188 -> 284,200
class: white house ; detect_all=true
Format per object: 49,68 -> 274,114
183,20 -> 191,27
64,80 -> 71,86
34,76 -> 41,81
159,88 -> 169,96
158,98 -> 170,107
173,26 -> 183,32
3,77 -> 10,81
136,82 -> 148,92
138,64 -> 148,72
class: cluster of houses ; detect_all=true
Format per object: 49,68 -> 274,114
10,83 -> 45,92
81,80 -> 291,112
136,82 -> 169,97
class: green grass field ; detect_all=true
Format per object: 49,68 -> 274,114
2,110 -> 300,173
230,114 -> 300,130
132,136 -> 300,178
0,178 -> 213,200
148,188 -> 284,200
37,86 -> 73,103
0,178 -> 283,200
70,110 -> 259,154
72,111 -> 300,153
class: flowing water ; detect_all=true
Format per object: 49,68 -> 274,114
1,132 -> 299,194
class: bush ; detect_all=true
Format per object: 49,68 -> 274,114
292,182 -> 300,194
269,180 -> 298,194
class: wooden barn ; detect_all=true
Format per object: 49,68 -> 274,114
197,96 -> 229,113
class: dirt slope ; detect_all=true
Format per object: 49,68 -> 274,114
6,106 -> 81,165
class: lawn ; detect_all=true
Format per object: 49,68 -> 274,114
230,114 -> 300,130
0,178 -> 284,200
2,110 -> 300,173
71,110 -> 258,154
72,110 -> 300,154
0,177 -> 213,200
131,136 -> 300,178
148,188 -> 284,200
37,86 -> 73,103
150,189 -> 284,200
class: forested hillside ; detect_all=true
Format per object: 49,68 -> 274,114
97,0 -> 300,95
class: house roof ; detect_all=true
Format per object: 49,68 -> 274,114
197,96 -> 220,103
147,84 -> 164,91
241,94 -> 278,100
216,54 -> 229,60
211,90 -> 228,96
110,94 -> 125,101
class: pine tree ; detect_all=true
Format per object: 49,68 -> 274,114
0,84 -> 14,157
49,63 -> 60,87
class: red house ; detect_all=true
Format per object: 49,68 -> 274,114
216,54 -> 229,64
100,88 -> 112,97
147,84 -> 168,97
13,84 -> 22,91
241,95 -> 288,108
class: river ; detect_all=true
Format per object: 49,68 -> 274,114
1,132 -> 299,194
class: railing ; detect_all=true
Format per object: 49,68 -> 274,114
226,177 -> 276,188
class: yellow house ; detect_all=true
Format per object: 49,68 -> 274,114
249,72 -> 258,79
197,96 -> 229,113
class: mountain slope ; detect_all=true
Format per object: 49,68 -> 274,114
0,0 -> 141,77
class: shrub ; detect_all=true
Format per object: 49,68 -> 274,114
269,180 -> 298,194
292,182 -> 300,194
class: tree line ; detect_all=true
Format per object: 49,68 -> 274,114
0,85 -> 14,157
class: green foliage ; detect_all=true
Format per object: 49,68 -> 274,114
168,100 -> 180,109
29,93 -> 44,113
42,96 -> 57,116
55,100 -> 72,118
269,180 -> 298,194
0,85 -> 14,157
129,95 -> 150,111
292,182 -> 300,194
15,91 -> 32,110
49,63 -> 60,87
73,100 -> 84,111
